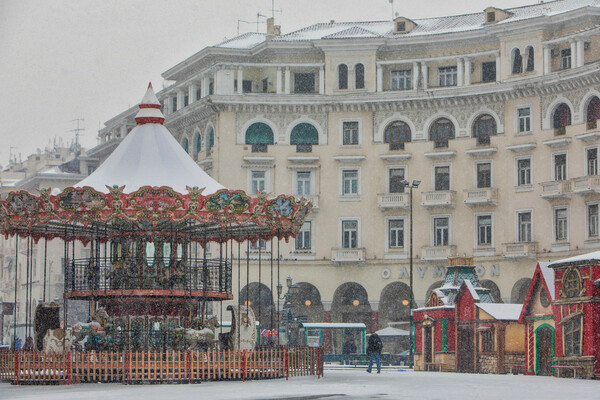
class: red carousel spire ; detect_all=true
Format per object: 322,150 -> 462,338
134,82 -> 165,125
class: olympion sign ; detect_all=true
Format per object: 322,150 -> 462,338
381,265 -> 500,280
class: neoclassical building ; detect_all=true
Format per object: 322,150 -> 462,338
91,0 -> 600,333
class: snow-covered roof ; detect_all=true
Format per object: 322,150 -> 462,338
538,262 -> 556,300
548,250 -> 600,267
301,323 -> 366,329
214,32 -> 267,49
463,279 -> 480,302
76,85 -> 225,195
375,326 -> 409,336
477,303 -> 523,321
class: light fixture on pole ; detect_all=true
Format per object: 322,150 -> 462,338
400,179 -> 420,369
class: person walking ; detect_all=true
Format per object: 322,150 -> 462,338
366,332 -> 383,373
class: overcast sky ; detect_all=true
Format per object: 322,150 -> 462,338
0,0 -> 529,167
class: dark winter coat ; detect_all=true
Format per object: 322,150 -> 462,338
366,333 -> 383,354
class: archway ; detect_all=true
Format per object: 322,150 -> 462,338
289,282 -> 324,323
331,282 -> 372,353
586,96 -> 600,123
511,278 -> 531,303
239,282 -> 275,330
552,103 -> 572,129
480,279 -> 503,303
378,281 -> 413,329
425,280 -> 444,303
535,324 -> 554,376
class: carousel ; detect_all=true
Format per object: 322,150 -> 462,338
0,85 -> 319,384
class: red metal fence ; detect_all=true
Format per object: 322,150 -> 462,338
0,347 -> 323,385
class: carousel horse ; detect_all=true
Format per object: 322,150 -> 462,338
42,328 -> 74,354
221,305 -> 257,351
71,308 -> 112,351
174,315 -> 220,350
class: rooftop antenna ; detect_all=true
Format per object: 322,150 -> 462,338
237,19 -> 252,35
389,0 -> 395,19
68,118 -> 85,145
256,12 -> 267,32
9,146 -> 15,163
270,0 -> 282,19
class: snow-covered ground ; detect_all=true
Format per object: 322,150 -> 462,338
1,367 -> 598,400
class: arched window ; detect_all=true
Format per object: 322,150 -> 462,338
290,123 -> 319,152
586,96 -> 600,125
355,63 -> 365,89
207,127 -> 215,154
552,103 -> 572,130
472,114 -> 497,145
429,118 -> 455,148
194,132 -> 202,155
512,48 -> 523,74
338,64 -> 348,90
245,122 -> 274,152
384,121 -> 412,150
181,137 -> 189,153
525,46 -> 534,72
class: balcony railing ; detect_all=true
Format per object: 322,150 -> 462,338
571,175 -> 600,195
331,248 -> 365,264
377,193 -> 409,210
587,120 -> 597,130
421,245 -> 456,261
421,191 -> 456,208
463,188 -> 498,206
539,181 -> 572,199
502,242 -> 537,258
554,126 -> 566,136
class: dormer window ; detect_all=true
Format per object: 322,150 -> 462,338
483,7 -> 512,24
487,12 -> 495,22
393,16 -> 416,34
397,21 -> 406,32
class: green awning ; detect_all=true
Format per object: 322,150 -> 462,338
245,122 -> 274,144
290,123 -> 319,145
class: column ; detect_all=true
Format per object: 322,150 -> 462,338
422,63 -> 429,90
570,40 -> 577,69
177,90 -> 184,111
237,67 -> 243,94
212,71 -> 217,94
457,58 -> 464,87
495,53 -> 501,82
189,84 -> 197,103
201,76 -> 208,98
376,65 -> 383,92
413,62 -> 420,90
284,67 -> 291,94
120,125 -> 128,138
577,39 -> 585,67
319,67 -> 325,94
543,46 -> 551,74
464,58 -> 471,86
276,67 -> 283,94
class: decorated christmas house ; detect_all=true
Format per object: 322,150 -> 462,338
518,262 -> 556,376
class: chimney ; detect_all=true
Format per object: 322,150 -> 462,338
267,17 -> 275,35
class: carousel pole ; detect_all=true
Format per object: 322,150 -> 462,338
24,235 -> 30,341
43,232 -> 48,303
277,237 -> 280,346
13,235 -> 18,349
270,238 -> 274,340
237,240 -> 241,350
258,239 -> 262,346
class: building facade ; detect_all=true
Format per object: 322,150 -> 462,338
70,0 -> 600,333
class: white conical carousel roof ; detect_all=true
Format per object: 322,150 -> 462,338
76,83 -> 225,194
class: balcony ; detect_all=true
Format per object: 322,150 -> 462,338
331,248 -> 366,265
463,188 -> 498,207
502,242 -> 537,258
421,245 -> 456,261
571,176 -> 600,195
377,192 -> 409,210
421,191 -> 456,208
539,181 -> 572,200
302,194 -> 319,211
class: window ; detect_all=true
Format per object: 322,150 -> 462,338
588,204 -> 598,237
262,78 -> 268,93
181,137 -> 189,153
389,168 -> 405,193
512,49 -> 522,74
388,219 -> 404,248
184,93 -> 189,107
207,128 -> 215,152
397,21 -> 406,31
487,11 -> 496,22
245,122 -> 274,152
481,330 -> 494,352
355,63 -> 365,89
434,217 -> 449,246
435,166 -> 450,191
473,114 -> 497,145
296,171 -> 311,195
250,239 -> 267,250
296,222 -> 311,250
562,268 -> 582,298
172,96 -> 178,112
342,170 -> 359,195
290,123 -> 319,152
251,171 -> 266,194
561,48 -> 571,70
294,73 -> 315,93
552,103 -> 571,129
517,107 -> 531,133
482,61 -> 496,83
384,120 -> 411,150
517,158 -> 531,186
587,148 -> 598,175
429,118 -> 455,148
391,70 -> 412,90
518,211 -> 532,242
525,46 -> 534,72
195,133 -> 202,155
563,316 -> 581,356
342,220 -> 358,249
342,121 -> 359,145
477,163 -> 491,188
196,88 -> 202,100
478,215 -> 492,245
338,64 -> 348,89
438,66 -> 457,87
554,153 -> 567,181
555,208 -> 568,241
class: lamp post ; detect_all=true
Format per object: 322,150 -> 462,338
400,179 -> 420,368
277,276 -> 299,346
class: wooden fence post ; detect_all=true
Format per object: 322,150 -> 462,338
241,350 -> 246,382
187,350 -> 191,384
14,351 -> 19,385
67,351 -> 72,385
285,350 -> 289,381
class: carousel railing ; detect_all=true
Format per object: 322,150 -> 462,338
64,257 -> 232,294
0,347 -> 323,385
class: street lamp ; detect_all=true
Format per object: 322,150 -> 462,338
277,276 -> 299,346
400,179 -> 420,368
